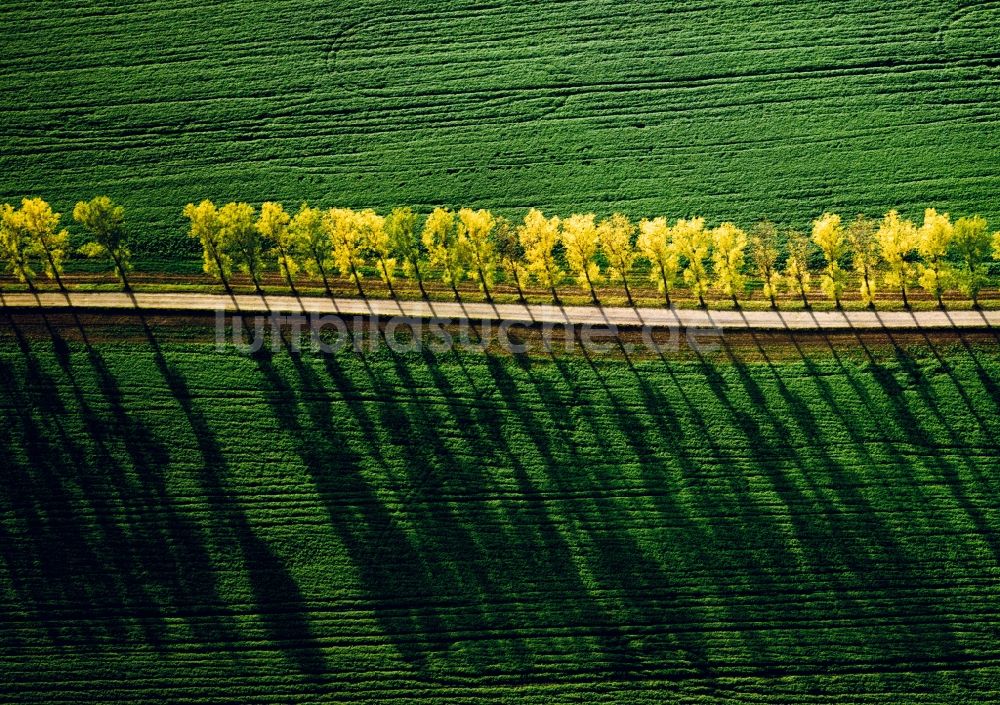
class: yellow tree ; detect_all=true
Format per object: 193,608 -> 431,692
811,212 -> 847,308
518,208 -> 562,304
560,213 -> 601,304
748,220 -> 781,308
458,207 -> 496,302
422,207 -> 468,301
74,196 -> 131,289
219,202 -> 263,293
637,217 -> 680,307
386,207 -> 427,298
184,200 -> 232,290
711,222 -> 748,308
916,208 -> 954,308
952,215 -> 992,307
325,207 -> 366,298
784,229 -> 813,309
673,217 -> 710,307
493,215 -> 528,303
598,213 -> 637,306
290,204 -> 333,294
21,197 -> 69,290
358,209 -> 396,297
256,202 -> 296,291
0,203 -> 37,289
845,215 -> 879,308
877,210 -> 918,308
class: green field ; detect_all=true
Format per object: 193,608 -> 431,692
2,314 -> 1000,702
4,1 -> 1000,698
3,0 -> 1000,262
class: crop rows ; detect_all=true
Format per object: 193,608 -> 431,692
1,317 -> 999,702
2,0 -> 999,262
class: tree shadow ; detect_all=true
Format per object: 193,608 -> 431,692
839,322 -> 1000,569
0,311 -> 178,650
714,321 -> 987,679
5,307 -> 999,698
134,311 -> 329,677
0,305 -> 331,678
247,332 -> 451,673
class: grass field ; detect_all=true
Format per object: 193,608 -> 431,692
2,313 -> 1000,702
3,0 -> 1000,263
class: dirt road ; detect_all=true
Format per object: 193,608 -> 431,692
2,291 -> 998,330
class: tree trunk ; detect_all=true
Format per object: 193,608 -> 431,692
800,282 -> 810,309
306,246 -> 333,296
477,267 -> 492,303
208,243 -> 232,295
277,248 -> 296,295
249,260 -> 263,294
584,269 -> 599,306
14,250 -> 35,291
901,284 -> 909,309
380,258 -> 396,299
933,262 -> 944,308
512,270 -> 527,305
546,263 -> 561,305
282,261 -> 297,295
110,251 -> 130,291
40,244 -> 66,292
658,263 -> 672,307
315,259 -> 332,297
412,259 -> 429,300
622,276 -> 634,307
349,262 -> 365,298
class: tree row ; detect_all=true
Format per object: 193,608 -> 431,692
3,196 -> 999,309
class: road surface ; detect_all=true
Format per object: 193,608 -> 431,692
2,291 -> 998,330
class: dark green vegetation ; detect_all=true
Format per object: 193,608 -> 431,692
2,313 -> 1000,702
3,0 -> 1000,263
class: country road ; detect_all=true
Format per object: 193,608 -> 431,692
2,291 -> 999,331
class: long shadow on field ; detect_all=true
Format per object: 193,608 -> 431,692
550,322 -> 991,683
533,341 -> 724,680
0,312 -> 180,650
713,321 -> 1000,680
541,326 -> 798,676
0,310 -> 331,668
247,332 -> 453,674
569,334 -> 815,679
249,318 -> 668,680
0,354 -> 124,649
134,312 -> 328,676
834,325 -> 1000,568
714,329 -> 975,678
62,324 -> 246,653
255,323 -> 645,678
409,342 -> 646,677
